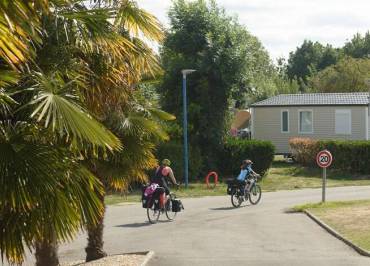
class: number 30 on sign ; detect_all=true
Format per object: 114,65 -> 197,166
316,150 -> 333,168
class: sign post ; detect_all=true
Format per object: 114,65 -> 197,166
316,150 -> 333,202
322,167 -> 327,202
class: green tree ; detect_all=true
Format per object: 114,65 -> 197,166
309,57 -> 370,92
250,57 -> 299,100
343,32 -> 370,58
159,0 -> 274,172
274,58 -> 299,95
287,40 -> 340,90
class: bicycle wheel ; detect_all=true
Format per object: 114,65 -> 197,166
165,196 -> 177,221
231,189 -> 243,208
249,184 -> 262,205
147,201 -> 160,224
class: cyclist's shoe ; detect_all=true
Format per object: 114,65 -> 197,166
153,200 -> 160,210
165,195 -> 172,210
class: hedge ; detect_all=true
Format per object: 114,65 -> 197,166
289,138 -> 370,174
289,138 -> 320,166
221,138 -> 275,177
156,141 -> 203,181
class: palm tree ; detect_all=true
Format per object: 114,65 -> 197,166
31,0 -> 166,262
1,0 -> 168,265
75,2 -> 167,260
0,120 -> 106,265
0,68 -> 122,265
85,90 -> 174,261
0,1 -> 121,265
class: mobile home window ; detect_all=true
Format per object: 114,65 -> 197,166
281,110 -> 289,133
335,109 -> 351,135
299,110 -> 313,133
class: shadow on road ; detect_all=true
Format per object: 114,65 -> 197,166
283,208 -> 300,214
115,220 -> 174,228
209,206 -> 240,211
115,222 -> 151,228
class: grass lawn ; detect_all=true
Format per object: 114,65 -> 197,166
260,156 -> 370,191
293,200 -> 370,252
105,156 -> 370,205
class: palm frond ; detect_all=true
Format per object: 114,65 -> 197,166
129,37 -> 162,79
54,4 -> 137,60
0,89 -> 17,117
115,0 -> 164,41
27,71 -> 121,151
0,69 -> 19,87
0,0 -> 49,68
95,102 -> 172,191
109,111 -> 169,142
146,108 -> 176,121
96,138 -> 157,191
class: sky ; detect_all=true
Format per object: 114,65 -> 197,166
137,0 -> 370,60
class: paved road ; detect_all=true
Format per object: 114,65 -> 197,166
14,186 -> 370,266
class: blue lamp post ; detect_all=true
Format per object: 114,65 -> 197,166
181,69 -> 196,188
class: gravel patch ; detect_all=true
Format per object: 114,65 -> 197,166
62,253 -> 148,266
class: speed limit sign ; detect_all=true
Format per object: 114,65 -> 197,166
316,149 -> 333,202
316,150 -> 333,168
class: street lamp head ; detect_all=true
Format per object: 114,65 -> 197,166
181,69 -> 196,77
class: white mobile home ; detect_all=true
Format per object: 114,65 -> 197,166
250,93 -> 370,154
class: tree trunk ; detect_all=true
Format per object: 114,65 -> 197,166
85,192 -> 107,262
35,235 -> 59,266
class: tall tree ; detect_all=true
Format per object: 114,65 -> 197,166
247,57 -> 299,101
159,0 -> 274,172
73,1 -> 167,261
272,58 -> 299,95
343,32 -> 370,59
309,57 -> 370,93
287,40 -> 340,90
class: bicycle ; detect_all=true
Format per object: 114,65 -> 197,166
230,174 -> 262,208
146,184 -> 183,224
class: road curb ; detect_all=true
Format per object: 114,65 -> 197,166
141,251 -> 155,266
304,210 -> 370,257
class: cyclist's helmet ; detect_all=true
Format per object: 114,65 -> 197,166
244,159 -> 253,165
162,159 -> 171,166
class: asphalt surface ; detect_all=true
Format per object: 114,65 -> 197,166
9,186 -> 370,266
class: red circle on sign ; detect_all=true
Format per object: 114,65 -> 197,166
316,150 -> 333,168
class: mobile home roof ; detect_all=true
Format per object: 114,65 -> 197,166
251,92 -> 370,107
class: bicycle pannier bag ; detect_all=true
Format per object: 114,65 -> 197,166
171,199 -> 184,212
142,185 -> 154,208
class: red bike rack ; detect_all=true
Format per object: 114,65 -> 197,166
205,171 -> 218,188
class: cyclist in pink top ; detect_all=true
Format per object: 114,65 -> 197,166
152,159 -> 178,195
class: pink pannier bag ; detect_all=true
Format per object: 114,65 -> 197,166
144,183 -> 159,197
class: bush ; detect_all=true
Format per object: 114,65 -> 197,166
221,138 -> 275,177
156,141 -> 203,181
289,138 -> 319,166
289,138 -> 370,174
317,140 -> 370,174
